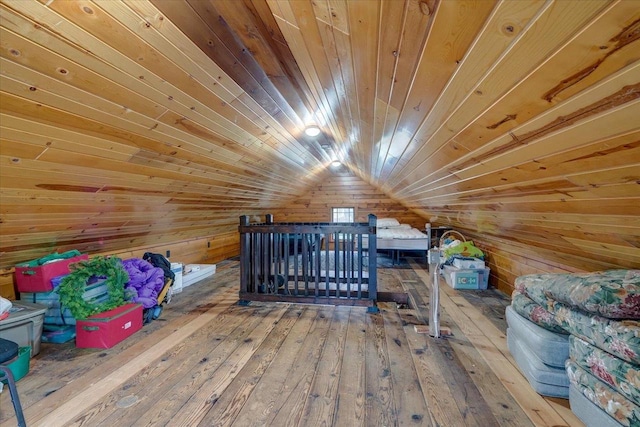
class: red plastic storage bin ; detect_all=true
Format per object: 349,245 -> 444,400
15,254 -> 89,293
75,304 -> 143,349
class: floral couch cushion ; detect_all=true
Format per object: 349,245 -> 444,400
515,269 -> 640,319
511,291 -> 640,364
570,335 -> 640,406
551,298 -> 640,365
566,360 -> 640,427
511,291 -> 568,334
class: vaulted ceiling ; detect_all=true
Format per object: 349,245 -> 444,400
1,0 -> 639,270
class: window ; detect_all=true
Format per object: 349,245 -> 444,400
331,207 -> 354,223
331,207 -> 355,242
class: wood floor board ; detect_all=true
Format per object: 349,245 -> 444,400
297,305 -> 350,427
406,265 -> 533,427
168,304 -> 290,427
409,260 -> 582,427
439,316 -> 533,427
24,290 -> 240,427
196,304 -> 303,426
15,284 -> 237,409
332,305 -> 367,426
93,303 -> 268,427
429,332 -> 501,427
0,259 -> 584,427
364,308 -> 397,426
404,324 -> 468,426
227,306 -> 325,426
128,303 -> 280,426
266,306 -> 335,427
378,302 -> 432,426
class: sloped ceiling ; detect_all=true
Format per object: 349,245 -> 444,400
1,0 -> 639,269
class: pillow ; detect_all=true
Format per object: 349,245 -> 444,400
377,218 -> 400,228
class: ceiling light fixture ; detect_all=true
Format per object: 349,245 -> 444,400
304,125 -> 321,137
331,160 -> 341,167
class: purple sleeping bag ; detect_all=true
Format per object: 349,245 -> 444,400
122,258 -> 165,309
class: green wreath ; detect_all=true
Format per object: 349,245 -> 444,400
55,256 -> 130,319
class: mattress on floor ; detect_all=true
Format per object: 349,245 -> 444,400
570,335 -> 640,406
511,291 -> 567,334
514,269 -> 640,319
569,384 -> 625,427
512,290 -> 640,365
506,305 -> 569,368
507,328 -> 569,398
566,360 -> 640,427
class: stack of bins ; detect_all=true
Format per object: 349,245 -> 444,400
21,276 -> 110,327
13,252 -> 91,344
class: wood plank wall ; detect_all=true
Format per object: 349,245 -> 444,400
1,164 -> 632,300
1,232 -> 238,300
269,169 -> 427,228
266,170 -> 628,296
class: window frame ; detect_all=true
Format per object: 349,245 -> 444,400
330,206 -> 355,242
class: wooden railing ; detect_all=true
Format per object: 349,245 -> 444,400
238,214 -> 378,309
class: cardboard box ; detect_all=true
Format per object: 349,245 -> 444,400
0,301 -> 47,357
15,254 -> 89,292
442,264 -> 490,290
75,304 -> 143,349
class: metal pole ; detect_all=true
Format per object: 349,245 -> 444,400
428,247 -> 441,338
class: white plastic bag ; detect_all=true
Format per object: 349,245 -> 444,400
0,296 -> 12,316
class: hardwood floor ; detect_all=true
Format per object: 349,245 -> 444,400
1,258 -> 583,426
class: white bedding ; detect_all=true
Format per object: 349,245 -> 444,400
364,222 -> 430,252
377,226 -> 426,239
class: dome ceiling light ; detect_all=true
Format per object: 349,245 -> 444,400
304,125 -> 321,137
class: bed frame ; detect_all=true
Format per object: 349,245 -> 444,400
238,214 -> 378,309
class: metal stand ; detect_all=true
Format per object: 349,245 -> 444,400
427,248 -> 441,338
0,366 -> 26,427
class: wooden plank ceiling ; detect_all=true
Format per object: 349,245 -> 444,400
0,0 -> 639,270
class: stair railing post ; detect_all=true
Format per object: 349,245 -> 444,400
239,215 -> 250,295
367,214 -> 377,310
